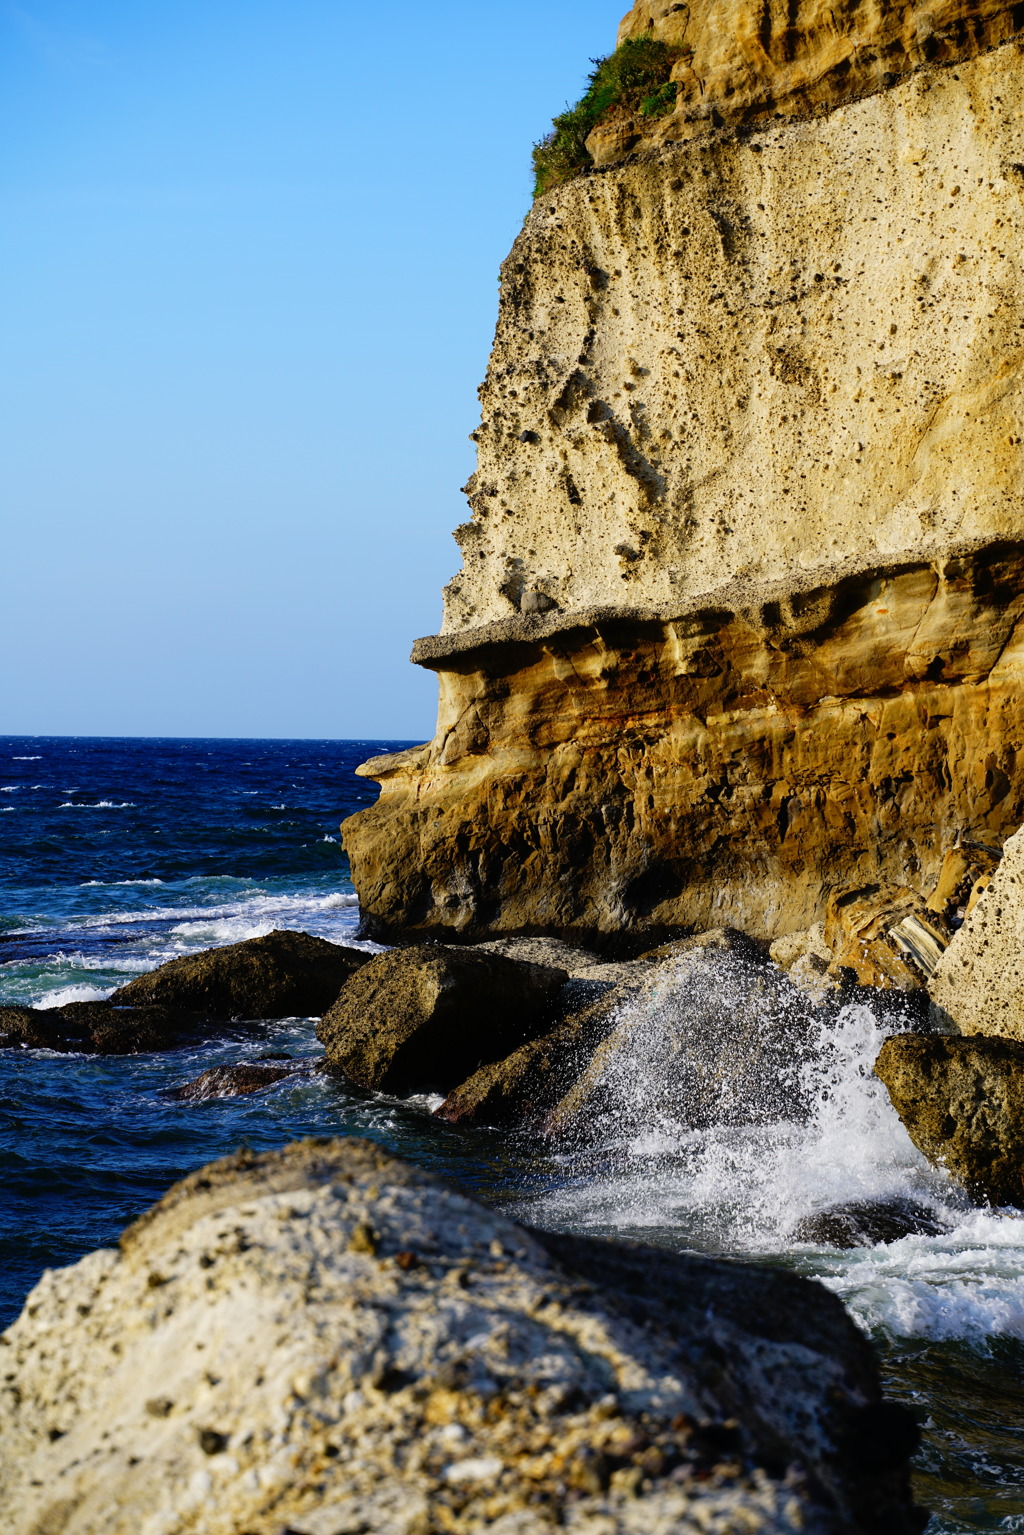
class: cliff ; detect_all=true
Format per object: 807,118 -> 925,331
343,5 -> 1024,949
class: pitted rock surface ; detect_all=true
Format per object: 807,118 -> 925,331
0,1138 -> 920,1534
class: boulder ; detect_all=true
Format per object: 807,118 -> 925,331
434,991 -> 624,1129
874,1034 -> 1024,1206
544,948 -> 822,1143
925,840 -> 1002,925
0,1001 -> 202,1054
166,1062 -> 298,1101
0,1137 -> 923,1535
791,1199 -> 949,1250
927,824 -> 1024,1039
769,923 -> 841,1003
316,944 -> 568,1096
112,929 -> 372,1020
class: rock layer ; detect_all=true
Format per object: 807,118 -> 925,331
344,30 -> 1024,948
0,1137 -> 922,1534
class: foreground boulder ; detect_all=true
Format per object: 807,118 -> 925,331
112,929 -> 371,1020
875,1034 -> 1024,1207
0,1137 -> 922,1534
317,945 -> 568,1095
791,1199 -> 949,1251
928,824 -> 1024,1038
0,1001 -> 202,1054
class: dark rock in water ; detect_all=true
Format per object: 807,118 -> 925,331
792,1198 -> 950,1249
0,1002 -> 202,1054
316,944 -> 568,1095
167,1062 -> 298,1101
875,1033 -> 1024,1207
543,948 -> 824,1142
111,929 -> 371,1020
435,990 -> 622,1128
0,1136 -> 924,1534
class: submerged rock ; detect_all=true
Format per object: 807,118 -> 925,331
875,1033 -> 1024,1207
928,824 -> 1024,1039
167,1061 -> 299,1101
317,944 -> 568,1096
791,1199 -> 949,1250
112,929 -> 372,1020
0,1137 -> 923,1534
0,1001 -> 202,1054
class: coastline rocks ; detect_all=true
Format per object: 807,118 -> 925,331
0,1137 -> 923,1534
167,1062 -> 299,1101
112,929 -> 372,1021
0,1001 -> 202,1054
875,1034 -> 1024,1206
316,945 -> 568,1096
928,825 -> 1024,1038
791,1199 -> 949,1250
823,887 -> 953,991
543,949 -> 820,1143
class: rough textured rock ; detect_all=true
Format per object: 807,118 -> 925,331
0,1137 -> 922,1534
613,0 -> 1024,152
434,992 -> 625,1129
316,946 -> 568,1096
925,839 -> 1002,923
769,924 -> 840,1002
790,1198 -> 950,1249
823,886 -> 953,990
875,1032 -> 1024,1204
113,929 -> 372,1021
344,28 -> 1024,949
543,948 -> 822,1141
928,823 -> 1024,1037
0,1001 -> 202,1054
167,1062 -> 299,1101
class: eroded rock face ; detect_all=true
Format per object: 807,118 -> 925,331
874,1033 -> 1024,1204
928,823 -> 1024,1037
344,22 -> 1024,948
316,945 -> 568,1095
113,929 -> 372,1021
614,0 -> 1024,149
0,1137 -> 922,1534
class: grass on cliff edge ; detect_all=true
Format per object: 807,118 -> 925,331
532,37 -> 680,198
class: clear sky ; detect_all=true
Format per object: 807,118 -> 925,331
1,0 -> 624,740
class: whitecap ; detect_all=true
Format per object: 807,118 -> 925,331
35,984 -> 113,1008
0,787 -> 18,793
79,879 -> 164,888
58,801 -> 136,809
12,756 -> 41,760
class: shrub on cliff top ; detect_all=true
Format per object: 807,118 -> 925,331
532,37 -> 679,197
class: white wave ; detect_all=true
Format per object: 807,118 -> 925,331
12,756 -> 41,760
36,984 -> 113,1008
0,787 -> 18,793
79,879 -> 165,887
0,808 -> 12,813
520,951 -> 1024,1349
321,835 -> 338,843
58,801 -> 136,809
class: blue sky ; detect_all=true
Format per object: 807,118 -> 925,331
0,0 -> 624,739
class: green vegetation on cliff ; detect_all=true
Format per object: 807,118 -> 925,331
532,38 -> 679,196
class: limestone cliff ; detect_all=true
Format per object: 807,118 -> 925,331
343,7 -> 1024,949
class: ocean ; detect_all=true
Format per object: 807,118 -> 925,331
0,734 -> 1021,1532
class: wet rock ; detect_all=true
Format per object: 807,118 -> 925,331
544,948 -> 822,1142
770,923 -> 842,1003
928,825 -> 1024,1040
475,936 -> 604,972
791,1199 -> 949,1250
316,944 -> 568,1096
875,1033 -> 1024,1206
112,929 -> 372,1020
167,1062 -> 299,1101
0,1137 -> 923,1534
824,886 -> 953,991
0,1002 -> 202,1054
434,991 -> 623,1129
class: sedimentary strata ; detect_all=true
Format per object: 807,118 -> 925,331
344,13 -> 1024,947
0,1137 -> 922,1534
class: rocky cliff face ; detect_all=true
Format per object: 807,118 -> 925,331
344,6 -> 1024,948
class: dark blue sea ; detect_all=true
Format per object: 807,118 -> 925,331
1,735 -> 1022,1532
